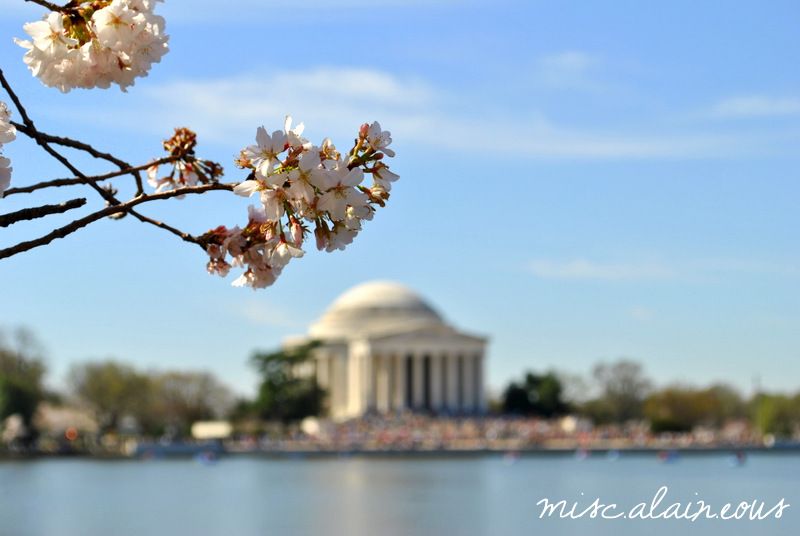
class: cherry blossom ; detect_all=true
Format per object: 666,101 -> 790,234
147,128 -> 223,193
16,0 -> 169,92
0,101 -> 16,198
201,118 -> 399,289
372,163 -> 400,192
242,127 -> 288,180
284,116 -> 311,151
365,121 -> 395,157
317,163 -> 367,221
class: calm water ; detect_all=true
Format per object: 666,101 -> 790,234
0,453 -> 798,535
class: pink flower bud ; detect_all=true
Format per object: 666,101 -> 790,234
206,244 -> 223,260
291,219 -> 304,246
314,223 -> 329,251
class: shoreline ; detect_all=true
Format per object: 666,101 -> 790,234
3,444 -> 800,461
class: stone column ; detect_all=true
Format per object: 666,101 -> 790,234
333,352 -> 347,418
430,354 -> 442,412
463,352 -> 475,413
474,353 -> 486,412
446,353 -> 460,411
346,349 -> 360,417
376,354 -> 390,413
368,354 -> 378,412
439,353 -> 449,411
345,342 -> 372,417
393,354 -> 405,411
363,352 -> 374,414
412,353 -> 425,410
386,353 -> 395,411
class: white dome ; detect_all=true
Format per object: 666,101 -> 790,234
309,281 -> 445,339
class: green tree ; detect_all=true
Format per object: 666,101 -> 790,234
644,386 -> 708,432
584,359 -> 652,424
149,371 -> 233,436
703,384 -> 747,425
752,394 -> 800,438
68,360 -> 150,433
645,383 -> 747,433
501,371 -> 568,417
0,328 -> 47,435
250,341 -> 325,423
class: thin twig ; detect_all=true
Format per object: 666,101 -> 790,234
0,198 -> 86,228
4,155 -> 181,197
127,209 -> 199,245
11,121 -> 146,195
0,69 -> 122,207
0,183 -> 235,259
0,66 -> 233,259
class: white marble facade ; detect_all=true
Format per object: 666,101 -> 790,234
287,281 -> 488,420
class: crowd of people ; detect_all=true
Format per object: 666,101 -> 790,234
236,413 -> 762,453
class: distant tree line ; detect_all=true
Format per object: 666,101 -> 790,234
4,326 -> 800,443
67,361 -> 234,437
498,359 -> 800,438
0,328 -> 324,444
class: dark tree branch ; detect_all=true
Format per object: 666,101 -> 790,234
127,209 -> 199,245
3,155 -> 181,197
11,121 -> 146,195
0,198 -> 86,228
0,66 -> 235,261
0,69 -> 123,207
0,183 -> 235,259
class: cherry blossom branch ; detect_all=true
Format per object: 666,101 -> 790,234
0,198 -> 86,228
11,121 -> 146,193
2,4 -> 400,290
0,69 -> 123,207
2,68 -> 224,261
0,183 -> 235,259
10,121 -> 147,196
126,210 -> 199,245
3,155 -> 181,197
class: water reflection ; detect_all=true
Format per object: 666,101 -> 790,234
0,454 -> 797,536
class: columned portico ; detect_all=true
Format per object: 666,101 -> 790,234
289,281 -> 489,420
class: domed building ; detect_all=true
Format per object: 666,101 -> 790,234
290,281 -> 488,420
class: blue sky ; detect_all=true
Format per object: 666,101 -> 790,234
1,0 -> 798,397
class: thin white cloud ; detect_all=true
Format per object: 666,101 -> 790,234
688,258 -> 800,277
527,258 -> 800,282
528,259 -> 674,281
711,96 -> 800,118
629,306 -> 656,321
535,51 -> 600,90
233,300 -> 305,329
55,66 -> 764,159
128,67 -> 436,145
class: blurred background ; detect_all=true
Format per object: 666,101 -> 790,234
1,1 -> 799,535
